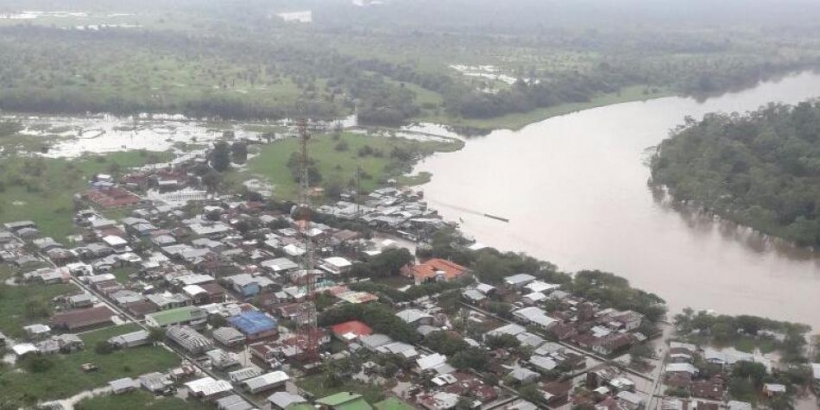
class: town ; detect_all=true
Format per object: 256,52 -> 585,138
0,130 -> 817,410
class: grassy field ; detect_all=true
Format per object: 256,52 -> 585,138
74,390 -> 204,410
0,324 -> 180,403
246,132 -> 463,200
0,281 -> 78,338
418,85 -> 673,131
0,150 -> 173,240
297,373 -> 385,404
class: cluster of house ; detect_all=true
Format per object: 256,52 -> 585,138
318,186 -> 451,242
0,150 -> 670,410
464,273 -> 647,357
0,157 -> 470,408
304,266 -> 657,410
660,341 -> 813,408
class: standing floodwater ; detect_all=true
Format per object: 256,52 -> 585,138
416,71 -> 820,329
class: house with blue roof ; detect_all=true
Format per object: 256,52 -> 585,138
229,311 -> 278,341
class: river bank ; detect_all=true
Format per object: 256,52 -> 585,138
415,71 -> 820,330
416,85 -> 673,132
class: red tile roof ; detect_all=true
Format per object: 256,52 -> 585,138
403,258 -> 468,282
331,320 -> 373,338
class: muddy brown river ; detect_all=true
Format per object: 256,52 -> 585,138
416,72 -> 820,329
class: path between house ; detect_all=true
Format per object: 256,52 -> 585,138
43,385 -> 112,410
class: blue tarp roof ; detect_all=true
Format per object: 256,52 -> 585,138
229,311 -> 277,335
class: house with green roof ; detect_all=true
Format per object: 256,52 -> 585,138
145,305 -> 207,328
316,392 -> 372,410
285,404 -> 315,410
374,397 -> 414,410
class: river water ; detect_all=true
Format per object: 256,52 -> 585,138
415,71 -> 820,329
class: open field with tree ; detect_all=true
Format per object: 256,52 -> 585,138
0,282 -> 77,338
0,144 -> 173,239
246,132 -> 463,200
75,390 -> 202,410
0,324 -> 180,406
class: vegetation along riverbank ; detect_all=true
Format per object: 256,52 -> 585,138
651,100 -> 820,248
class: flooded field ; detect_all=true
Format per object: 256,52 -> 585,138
0,114 -> 360,159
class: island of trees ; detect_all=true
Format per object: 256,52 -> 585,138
650,101 -> 820,247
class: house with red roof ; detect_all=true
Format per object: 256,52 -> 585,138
331,320 -> 373,343
401,258 -> 469,285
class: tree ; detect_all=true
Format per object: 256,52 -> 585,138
202,170 -> 222,192
731,361 -> 768,388
485,334 -> 521,350
210,141 -> 231,172
107,162 -> 121,176
518,384 -> 544,404
369,248 -> 414,277
450,347 -> 489,371
348,263 -> 375,279
22,355 -> 54,373
315,291 -> 337,311
455,397 -> 474,410
383,361 -> 399,377
231,141 -> 248,164
425,331 -> 469,356
629,343 -> 653,366
148,327 -> 165,343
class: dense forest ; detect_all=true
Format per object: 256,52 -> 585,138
650,101 -> 820,247
1,0 -> 820,125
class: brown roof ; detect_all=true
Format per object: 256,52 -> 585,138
126,300 -> 159,318
403,258 -> 468,282
52,306 -> 115,331
691,379 -> 724,400
200,283 -> 227,297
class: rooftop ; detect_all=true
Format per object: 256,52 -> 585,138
404,258 -> 468,282
331,320 -> 373,339
229,311 -> 277,335
146,306 -> 206,327
317,392 -> 372,410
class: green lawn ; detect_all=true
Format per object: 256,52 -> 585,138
75,390 -> 205,410
0,281 -> 78,338
0,324 -> 180,404
375,397 -> 415,410
0,151 -> 173,240
418,85 -> 673,131
247,132 -> 463,200
297,373 -> 385,405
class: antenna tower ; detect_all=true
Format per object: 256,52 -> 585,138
295,118 -> 319,363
